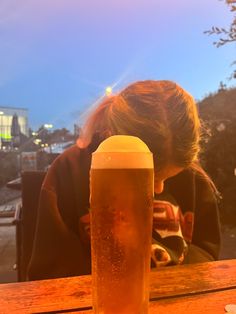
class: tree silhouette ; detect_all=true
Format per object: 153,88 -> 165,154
11,113 -> 21,148
199,87 -> 236,225
204,0 -> 236,79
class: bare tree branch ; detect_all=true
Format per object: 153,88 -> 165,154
205,0 -> 236,78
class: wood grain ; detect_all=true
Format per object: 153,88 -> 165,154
149,288 -> 236,314
150,258 -> 236,299
0,259 -> 235,313
0,276 -> 92,313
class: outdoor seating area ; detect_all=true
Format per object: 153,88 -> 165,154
0,1 -> 236,313
0,259 -> 236,313
0,170 -> 236,285
0,171 -> 46,283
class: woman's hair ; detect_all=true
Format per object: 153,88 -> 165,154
78,80 -> 200,170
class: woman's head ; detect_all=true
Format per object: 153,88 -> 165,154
78,80 -> 200,172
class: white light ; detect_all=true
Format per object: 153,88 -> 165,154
44,124 -> 53,129
105,86 -> 112,96
34,139 -> 42,145
0,111 -> 4,115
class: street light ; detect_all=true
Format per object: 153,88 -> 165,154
43,123 -> 53,153
44,124 -> 53,129
34,139 -> 42,145
105,86 -> 112,96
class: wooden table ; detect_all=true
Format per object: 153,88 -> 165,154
0,259 -> 236,313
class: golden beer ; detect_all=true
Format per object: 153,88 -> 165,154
90,135 -> 154,314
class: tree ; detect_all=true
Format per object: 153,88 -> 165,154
36,125 -> 50,145
198,87 -> 236,225
50,128 -> 74,143
11,113 -> 21,148
34,126 -> 74,149
204,0 -> 236,79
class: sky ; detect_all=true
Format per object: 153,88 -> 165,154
0,0 -> 235,130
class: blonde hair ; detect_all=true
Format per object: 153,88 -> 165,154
78,80 -> 200,170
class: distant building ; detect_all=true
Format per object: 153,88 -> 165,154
0,106 -> 28,147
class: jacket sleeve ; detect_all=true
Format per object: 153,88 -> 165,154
27,146 -> 91,280
184,173 -> 221,263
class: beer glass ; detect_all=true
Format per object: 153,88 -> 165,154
90,135 -> 154,314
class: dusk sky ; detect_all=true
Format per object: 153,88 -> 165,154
0,0 -> 235,130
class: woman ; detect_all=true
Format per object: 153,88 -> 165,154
28,80 -> 221,280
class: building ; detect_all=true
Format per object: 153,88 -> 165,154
0,106 -> 28,147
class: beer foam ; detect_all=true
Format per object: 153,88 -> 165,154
91,135 -> 154,169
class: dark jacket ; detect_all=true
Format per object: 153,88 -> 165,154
28,144 -> 221,280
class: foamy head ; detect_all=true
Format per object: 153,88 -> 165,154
91,135 -> 154,169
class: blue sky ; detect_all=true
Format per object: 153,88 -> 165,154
0,0 -> 235,130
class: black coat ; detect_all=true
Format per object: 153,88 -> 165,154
28,144 -> 221,280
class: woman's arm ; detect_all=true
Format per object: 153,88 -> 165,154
184,171 -> 221,263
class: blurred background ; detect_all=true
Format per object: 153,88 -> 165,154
0,0 -> 235,283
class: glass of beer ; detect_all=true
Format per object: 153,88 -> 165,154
90,135 -> 154,314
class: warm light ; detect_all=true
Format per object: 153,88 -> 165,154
34,139 -> 42,145
105,86 -> 112,96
